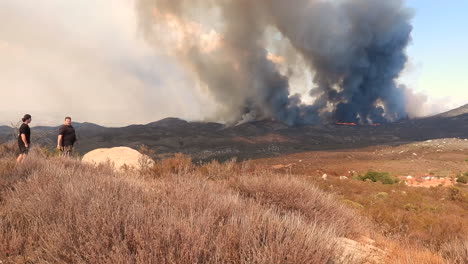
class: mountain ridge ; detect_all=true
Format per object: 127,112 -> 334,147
0,107 -> 467,161
436,103 -> 468,118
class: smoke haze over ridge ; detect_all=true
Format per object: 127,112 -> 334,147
1,0 -> 458,127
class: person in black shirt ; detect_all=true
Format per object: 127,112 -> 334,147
17,114 -> 32,164
57,116 -> 77,157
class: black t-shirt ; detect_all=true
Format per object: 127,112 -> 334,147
18,123 -> 31,144
59,125 -> 77,146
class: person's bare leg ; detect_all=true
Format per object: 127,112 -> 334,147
16,154 -> 24,164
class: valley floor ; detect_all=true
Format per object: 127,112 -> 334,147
259,138 -> 468,186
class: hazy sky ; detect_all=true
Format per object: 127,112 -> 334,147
0,0 -> 466,126
403,0 -> 468,112
0,0 -> 215,126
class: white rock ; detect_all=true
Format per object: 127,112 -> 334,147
82,147 -> 154,170
322,174 -> 328,180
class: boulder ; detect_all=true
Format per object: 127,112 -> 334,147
82,147 -> 153,170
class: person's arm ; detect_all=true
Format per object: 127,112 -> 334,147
57,134 -> 63,149
21,134 -> 28,148
57,126 -> 64,149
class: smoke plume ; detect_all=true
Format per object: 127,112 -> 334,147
136,0 -> 413,125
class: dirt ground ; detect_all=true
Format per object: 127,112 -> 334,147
256,138 -> 468,187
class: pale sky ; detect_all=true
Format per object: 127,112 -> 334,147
0,0 -> 466,126
402,0 -> 468,113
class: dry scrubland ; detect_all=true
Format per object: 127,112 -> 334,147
0,142 -> 466,263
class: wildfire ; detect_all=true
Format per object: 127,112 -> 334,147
336,123 -> 357,126
335,123 -> 382,126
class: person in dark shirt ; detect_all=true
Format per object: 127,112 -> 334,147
57,116 -> 77,157
17,114 -> 32,164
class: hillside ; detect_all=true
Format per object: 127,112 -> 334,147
0,145 -> 372,263
1,144 -> 464,263
437,103 -> 468,118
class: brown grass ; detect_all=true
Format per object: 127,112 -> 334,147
1,143 -> 465,263
440,238 -> 468,264
311,176 -> 468,252
0,145 -> 365,264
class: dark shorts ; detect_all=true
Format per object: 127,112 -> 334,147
61,145 -> 74,156
18,142 -> 29,154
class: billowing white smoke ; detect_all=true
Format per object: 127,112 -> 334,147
137,0 -> 414,125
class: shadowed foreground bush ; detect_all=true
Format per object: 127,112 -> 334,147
456,173 -> 468,184
0,149 -> 365,264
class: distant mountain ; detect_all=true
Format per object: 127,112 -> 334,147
0,126 -> 13,135
0,125 -> 12,131
146,118 -> 190,128
72,122 -> 106,129
1,109 -> 467,161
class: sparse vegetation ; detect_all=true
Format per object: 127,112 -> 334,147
356,171 -> 400,184
456,172 -> 468,184
0,143 -> 366,264
312,175 -> 468,263
440,238 -> 468,264
1,142 -> 466,263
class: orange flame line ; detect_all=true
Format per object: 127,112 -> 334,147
336,123 -> 357,126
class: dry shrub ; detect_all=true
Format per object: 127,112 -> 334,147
147,153 -> 195,177
440,238 -> 468,264
0,141 -> 17,159
0,159 -> 16,195
229,174 -> 368,239
0,153 -> 352,263
0,145 -> 49,196
145,154 -> 257,180
197,158 -> 240,180
384,241 -> 446,264
447,186 -> 468,202
311,176 -> 468,252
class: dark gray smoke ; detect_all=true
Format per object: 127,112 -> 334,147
136,0 -> 413,125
